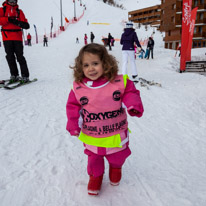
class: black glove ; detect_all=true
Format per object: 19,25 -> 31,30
17,21 -> 30,29
8,17 -> 19,25
141,48 -> 145,53
8,17 -> 30,29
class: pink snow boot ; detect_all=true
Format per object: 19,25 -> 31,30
87,175 -> 103,195
109,166 -> 122,186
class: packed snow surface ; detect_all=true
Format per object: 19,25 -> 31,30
0,0 -> 206,205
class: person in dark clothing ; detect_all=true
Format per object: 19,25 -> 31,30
90,32 -> 95,43
120,22 -> 143,81
43,35 -> 48,47
108,33 -> 113,51
0,0 -> 30,83
76,37 -> 79,43
146,37 -> 154,59
27,33 -> 31,46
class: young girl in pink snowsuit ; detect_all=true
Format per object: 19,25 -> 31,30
66,43 -> 144,195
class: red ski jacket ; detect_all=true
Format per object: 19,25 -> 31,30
0,2 -> 29,41
27,34 -> 31,40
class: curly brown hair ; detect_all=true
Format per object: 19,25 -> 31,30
70,43 -> 118,82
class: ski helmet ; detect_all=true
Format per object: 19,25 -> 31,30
126,22 -> 133,29
7,0 -> 18,6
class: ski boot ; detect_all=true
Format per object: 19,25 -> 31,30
20,77 -> 30,84
132,75 -> 139,83
9,75 -> 20,84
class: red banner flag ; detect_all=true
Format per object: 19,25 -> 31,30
186,7 -> 198,61
180,0 -> 192,72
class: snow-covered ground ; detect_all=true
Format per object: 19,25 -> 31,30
0,0 -> 206,206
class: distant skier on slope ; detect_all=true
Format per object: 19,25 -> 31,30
107,32 -> 113,51
90,32 -> 95,43
27,33 -> 31,46
43,35 -> 48,47
84,33 -> 88,45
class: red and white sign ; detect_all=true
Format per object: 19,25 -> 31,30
186,7 -> 198,61
180,0 -> 192,72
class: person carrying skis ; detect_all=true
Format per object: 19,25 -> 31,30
27,32 -> 31,46
90,32 -> 95,43
0,0 -> 30,83
120,22 -> 143,82
66,43 -> 144,195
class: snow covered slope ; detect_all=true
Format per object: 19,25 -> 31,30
0,0 -> 206,206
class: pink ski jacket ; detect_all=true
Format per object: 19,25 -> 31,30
66,75 -> 144,155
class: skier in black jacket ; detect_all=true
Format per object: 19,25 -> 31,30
146,37 -> 154,59
90,32 -> 95,43
108,33 -> 113,51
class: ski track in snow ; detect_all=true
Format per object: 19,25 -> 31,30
1,0 -> 206,205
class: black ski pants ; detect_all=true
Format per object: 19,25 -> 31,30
108,41 -> 112,51
147,48 -> 154,59
3,41 -> 29,77
43,41 -> 48,47
27,39 -> 32,46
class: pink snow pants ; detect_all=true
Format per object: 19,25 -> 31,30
84,147 -> 131,177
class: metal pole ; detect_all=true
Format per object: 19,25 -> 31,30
60,0 -> 63,28
74,0 -> 76,20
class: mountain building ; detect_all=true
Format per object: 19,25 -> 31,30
128,0 -> 206,50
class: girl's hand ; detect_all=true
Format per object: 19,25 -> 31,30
130,109 -> 139,114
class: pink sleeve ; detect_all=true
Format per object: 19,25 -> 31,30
66,89 -> 82,135
122,79 -> 144,117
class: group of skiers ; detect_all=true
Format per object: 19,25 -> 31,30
79,22 -> 154,82
81,32 -> 95,45
80,32 -> 115,51
0,0 -> 154,87
26,33 -> 48,47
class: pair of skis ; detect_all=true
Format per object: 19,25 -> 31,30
0,78 -> 37,90
133,77 -> 162,90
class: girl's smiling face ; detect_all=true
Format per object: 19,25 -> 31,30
82,52 -> 104,81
